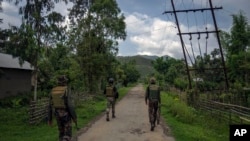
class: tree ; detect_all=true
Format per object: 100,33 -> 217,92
0,0 -> 3,24
0,29 -> 12,52
120,60 -> 140,86
153,56 -> 186,86
68,0 -> 89,25
220,11 -> 250,85
38,44 -> 82,92
153,57 -> 168,76
69,0 -> 126,93
192,49 -> 226,91
4,0 -> 68,100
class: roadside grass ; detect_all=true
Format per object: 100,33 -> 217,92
161,91 -> 229,141
0,85 -> 133,141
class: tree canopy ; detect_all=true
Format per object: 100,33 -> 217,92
0,0 -> 128,98
220,11 -> 250,86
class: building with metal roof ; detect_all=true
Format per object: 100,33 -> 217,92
0,53 -> 33,99
0,53 -> 33,70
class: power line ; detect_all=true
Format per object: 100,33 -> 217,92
163,0 -> 229,89
125,24 -> 176,37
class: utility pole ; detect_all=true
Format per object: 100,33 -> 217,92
208,0 -> 229,89
163,0 -> 229,90
169,0 -> 192,89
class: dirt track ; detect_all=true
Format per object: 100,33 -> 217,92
77,84 -> 175,141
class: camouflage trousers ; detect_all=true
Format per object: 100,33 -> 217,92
55,108 -> 72,141
148,100 -> 159,127
106,97 -> 115,119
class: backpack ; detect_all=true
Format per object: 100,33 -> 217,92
106,86 -> 114,97
149,85 -> 159,100
51,86 -> 67,108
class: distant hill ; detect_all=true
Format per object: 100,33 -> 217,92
117,55 -> 164,79
139,55 -> 159,60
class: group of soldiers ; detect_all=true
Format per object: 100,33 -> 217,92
48,75 -> 161,141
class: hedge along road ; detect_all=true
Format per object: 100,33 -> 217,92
77,84 -> 175,141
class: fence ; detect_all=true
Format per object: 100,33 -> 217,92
28,91 -> 94,125
29,98 -> 49,124
198,100 -> 250,124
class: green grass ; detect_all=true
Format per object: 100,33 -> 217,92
0,85 -> 132,141
0,107 -> 58,141
161,92 -> 229,141
0,84 -> 230,141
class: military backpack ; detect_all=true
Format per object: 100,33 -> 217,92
106,86 -> 114,97
51,86 -> 67,108
149,85 -> 159,100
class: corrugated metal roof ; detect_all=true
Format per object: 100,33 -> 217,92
0,53 -> 33,70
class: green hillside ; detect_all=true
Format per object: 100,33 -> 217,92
117,55 -> 155,79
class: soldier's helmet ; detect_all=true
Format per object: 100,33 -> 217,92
57,75 -> 68,86
150,77 -> 156,84
108,78 -> 114,84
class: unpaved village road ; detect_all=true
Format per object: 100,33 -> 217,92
77,84 -> 175,141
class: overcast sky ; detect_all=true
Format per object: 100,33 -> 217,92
1,0 -> 250,60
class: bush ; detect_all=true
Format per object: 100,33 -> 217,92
0,92 -> 32,108
174,78 -> 188,91
162,92 -> 196,124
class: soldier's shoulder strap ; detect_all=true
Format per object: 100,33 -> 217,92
149,84 -> 159,89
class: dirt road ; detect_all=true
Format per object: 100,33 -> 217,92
77,84 -> 175,141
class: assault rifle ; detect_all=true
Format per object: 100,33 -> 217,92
67,87 -> 79,130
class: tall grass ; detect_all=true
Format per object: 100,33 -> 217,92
0,85 -> 132,141
161,91 -> 229,141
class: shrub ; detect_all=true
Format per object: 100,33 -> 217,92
162,92 -> 196,124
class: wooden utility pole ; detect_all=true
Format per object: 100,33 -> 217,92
163,0 -> 229,90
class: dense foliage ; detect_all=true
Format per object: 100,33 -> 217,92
0,0 -> 135,98
220,11 -> 250,86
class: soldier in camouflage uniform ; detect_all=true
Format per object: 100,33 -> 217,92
145,77 -> 161,131
48,75 -> 77,141
104,78 -> 119,121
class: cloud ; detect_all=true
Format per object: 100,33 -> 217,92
119,10 -> 222,62
53,2 -> 73,28
125,13 -> 151,34
122,12 -> 194,59
2,1 -> 19,13
0,2 -> 21,28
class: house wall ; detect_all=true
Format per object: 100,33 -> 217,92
0,68 -> 32,99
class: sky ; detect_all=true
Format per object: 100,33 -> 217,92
115,0 -> 250,59
1,0 -> 250,60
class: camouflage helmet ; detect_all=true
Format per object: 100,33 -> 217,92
150,77 -> 156,84
108,78 -> 114,84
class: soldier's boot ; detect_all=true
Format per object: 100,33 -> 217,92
150,120 -> 155,131
150,124 -> 154,131
62,136 -> 71,141
106,112 -> 110,121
